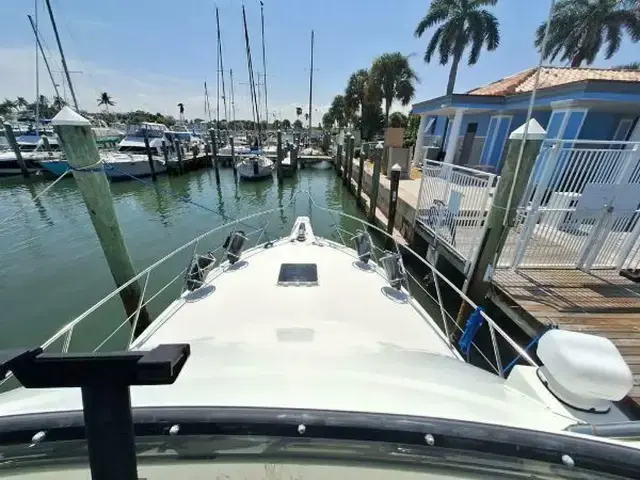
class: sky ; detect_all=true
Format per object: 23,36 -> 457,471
1,0 -> 640,122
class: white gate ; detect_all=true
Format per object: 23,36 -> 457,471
415,160 -> 498,273
506,140 -> 640,271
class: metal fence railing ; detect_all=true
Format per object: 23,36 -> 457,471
414,160 -> 498,274
500,141 -> 640,271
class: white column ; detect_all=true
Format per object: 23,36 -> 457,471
412,114 -> 428,166
443,109 -> 464,165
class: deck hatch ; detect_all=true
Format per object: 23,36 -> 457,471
278,263 -> 318,286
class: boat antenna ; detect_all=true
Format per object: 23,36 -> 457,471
260,1 -> 269,131
45,0 -> 79,111
28,14 -> 61,102
308,30 -> 314,145
242,4 -> 262,143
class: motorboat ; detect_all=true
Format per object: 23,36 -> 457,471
40,122 -> 169,179
90,118 -> 125,145
236,153 -> 274,179
0,131 -> 61,176
0,205 -> 638,478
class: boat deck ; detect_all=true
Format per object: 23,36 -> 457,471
491,268 -> 640,403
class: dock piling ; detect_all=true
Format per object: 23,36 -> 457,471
51,106 -> 151,337
41,135 -> 54,158
368,143 -> 384,223
386,163 -> 401,248
3,123 -> 29,178
342,134 -> 350,186
276,130 -> 283,183
347,134 -> 355,191
174,140 -> 183,175
458,119 -> 546,326
230,136 -> 237,181
143,134 -> 157,181
356,146 -> 365,200
336,144 -> 343,177
209,129 -> 220,184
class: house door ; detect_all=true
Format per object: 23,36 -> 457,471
458,123 -> 478,165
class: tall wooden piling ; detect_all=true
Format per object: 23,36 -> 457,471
342,134 -> 350,186
174,140 -> 183,175
347,134 -> 355,190
336,144 -> 343,177
276,130 -> 283,182
386,163 -> 401,248
356,147 -> 365,200
161,142 -> 169,167
457,119 -> 546,326
230,136 -> 237,181
51,107 -> 151,337
368,144 -> 384,223
41,135 -> 54,158
209,129 -> 220,184
3,123 -> 29,178
291,145 -> 298,171
143,134 -> 157,181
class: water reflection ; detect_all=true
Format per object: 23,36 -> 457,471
26,182 -> 53,227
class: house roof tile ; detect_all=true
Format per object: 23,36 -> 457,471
467,66 -> 640,96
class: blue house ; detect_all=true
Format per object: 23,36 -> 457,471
410,67 -> 640,172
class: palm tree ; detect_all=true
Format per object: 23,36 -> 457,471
389,112 -> 409,128
16,97 -> 29,111
344,69 -> 370,119
97,92 -> 115,112
1,99 -> 16,116
52,96 -> 66,110
293,119 -> 303,130
322,112 -> 334,130
368,53 -> 418,126
177,102 -> 185,121
282,119 -> 291,130
536,0 -> 640,67
415,0 -> 499,96
328,95 -> 347,127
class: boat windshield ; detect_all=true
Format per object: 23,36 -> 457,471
0,407 -> 637,479
117,145 -> 153,154
126,125 -> 165,138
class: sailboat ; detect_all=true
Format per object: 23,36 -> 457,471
236,4 -> 273,180
0,204 -> 638,478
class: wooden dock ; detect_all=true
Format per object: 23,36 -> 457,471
491,268 -> 640,403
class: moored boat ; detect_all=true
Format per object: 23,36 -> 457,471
236,153 -> 274,179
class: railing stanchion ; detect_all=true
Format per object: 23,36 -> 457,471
430,265 -> 450,341
488,322 -> 504,377
129,270 -> 151,345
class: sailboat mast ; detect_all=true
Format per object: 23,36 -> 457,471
308,30 -> 314,143
28,15 -> 61,101
217,9 -> 228,126
230,69 -> 236,134
35,0 -> 40,127
242,5 -> 261,142
260,1 -> 268,128
215,7 -> 221,139
45,0 -> 79,111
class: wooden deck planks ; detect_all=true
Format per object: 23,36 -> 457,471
493,267 -> 640,404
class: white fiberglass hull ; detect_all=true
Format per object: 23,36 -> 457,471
237,156 -> 274,179
103,153 -> 167,179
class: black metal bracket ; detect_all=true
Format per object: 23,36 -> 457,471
0,344 -> 190,480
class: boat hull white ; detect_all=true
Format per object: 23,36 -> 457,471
237,156 -> 274,180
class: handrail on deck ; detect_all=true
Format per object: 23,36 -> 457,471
4,191 -> 538,390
